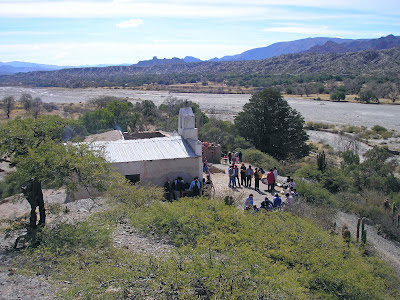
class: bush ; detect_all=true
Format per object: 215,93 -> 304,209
295,179 -> 334,205
295,164 -> 322,181
0,172 -> 21,199
240,148 -> 280,170
372,125 -> 387,133
321,168 -> 352,193
14,195 -> 400,299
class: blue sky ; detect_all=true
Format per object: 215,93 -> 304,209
1,0 -> 399,66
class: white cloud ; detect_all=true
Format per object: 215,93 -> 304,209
116,18 -> 143,28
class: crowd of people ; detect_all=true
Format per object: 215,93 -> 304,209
243,189 -> 297,213
163,158 -> 299,212
228,163 -> 279,192
164,175 -> 212,201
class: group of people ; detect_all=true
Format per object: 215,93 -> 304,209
242,173 -> 299,211
227,151 -> 242,165
244,193 -> 284,212
228,163 -> 279,192
164,175 -> 212,201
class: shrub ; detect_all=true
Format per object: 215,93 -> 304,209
240,148 -> 280,170
372,125 -> 387,133
0,172 -> 21,199
295,179 -> 334,205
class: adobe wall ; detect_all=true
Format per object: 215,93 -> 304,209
113,156 -> 202,187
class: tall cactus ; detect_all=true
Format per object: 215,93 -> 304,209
317,151 -> 327,173
361,229 -> 367,244
356,218 -> 361,242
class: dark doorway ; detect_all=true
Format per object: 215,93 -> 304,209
125,174 -> 140,184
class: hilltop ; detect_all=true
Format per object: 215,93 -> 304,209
1,47 -> 400,88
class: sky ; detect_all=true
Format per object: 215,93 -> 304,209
1,0 -> 400,66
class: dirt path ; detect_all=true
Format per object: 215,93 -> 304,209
335,211 -> 400,275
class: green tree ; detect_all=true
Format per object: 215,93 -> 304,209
353,147 -> 400,193
80,100 -> 140,133
234,89 -> 309,160
358,89 -> 379,103
330,91 -> 346,101
0,116 -> 112,228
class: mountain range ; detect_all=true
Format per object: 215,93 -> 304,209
1,46 -> 400,88
1,34 -> 399,76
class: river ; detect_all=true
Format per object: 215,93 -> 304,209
1,86 -> 399,132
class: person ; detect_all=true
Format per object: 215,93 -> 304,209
246,165 -> 254,188
292,188 -> 299,201
240,163 -> 247,186
273,167 -> 278,188
259,167 -> 265,174
228,152 -> 232,164
254,168 -> 261,191
285,192 -> 294,207
228,165 -> 236,188
172,177 -> 184,200
266,169 -> 275,192
289,179 -> 295,189
244,194 -> 254,210
273,193 -> 282,210
164,178 -> 174,202
252,205 -> 260,214
282,176 -> 291,189
189,177 -> 201,197
238,151 -> 242,163
260,197 -> 273,211
234,164 -> 241,187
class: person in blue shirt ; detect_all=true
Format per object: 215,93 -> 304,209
273,193 -> 282,209
189,177 -> 201,197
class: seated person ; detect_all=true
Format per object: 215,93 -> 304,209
273,193 -> 282,209
244,194 -> 254,210
260,198 -> 273,211
189,177 -> 201,197
282,176 -> 291,189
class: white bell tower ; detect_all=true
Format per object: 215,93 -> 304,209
178,107 -> 202,156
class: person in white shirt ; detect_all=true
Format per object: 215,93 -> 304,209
273,167 -> 278,188
244,194 -> 254,210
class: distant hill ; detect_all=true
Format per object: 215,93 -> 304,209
1,47 -> 400,88
305,34 -> 400,54
136,56 -> 187,67
214,37 -> 353,61
0,61 -> 68,75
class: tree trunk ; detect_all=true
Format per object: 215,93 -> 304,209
22,180 -> 46,228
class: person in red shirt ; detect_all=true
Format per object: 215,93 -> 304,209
266,169 -> 275,192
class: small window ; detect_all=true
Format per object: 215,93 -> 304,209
125,174 -> 140,184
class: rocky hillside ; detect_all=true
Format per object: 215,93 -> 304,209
1,47 -> 400,87
305,34 -> 400,54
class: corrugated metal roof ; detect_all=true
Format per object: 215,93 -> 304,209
91,136 -> 199,163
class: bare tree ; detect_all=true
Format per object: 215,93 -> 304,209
32,97 -> 42,119
2,96 -> 15,119
19,93 -> 33,112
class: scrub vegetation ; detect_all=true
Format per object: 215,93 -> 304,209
14,193 -> 400,299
